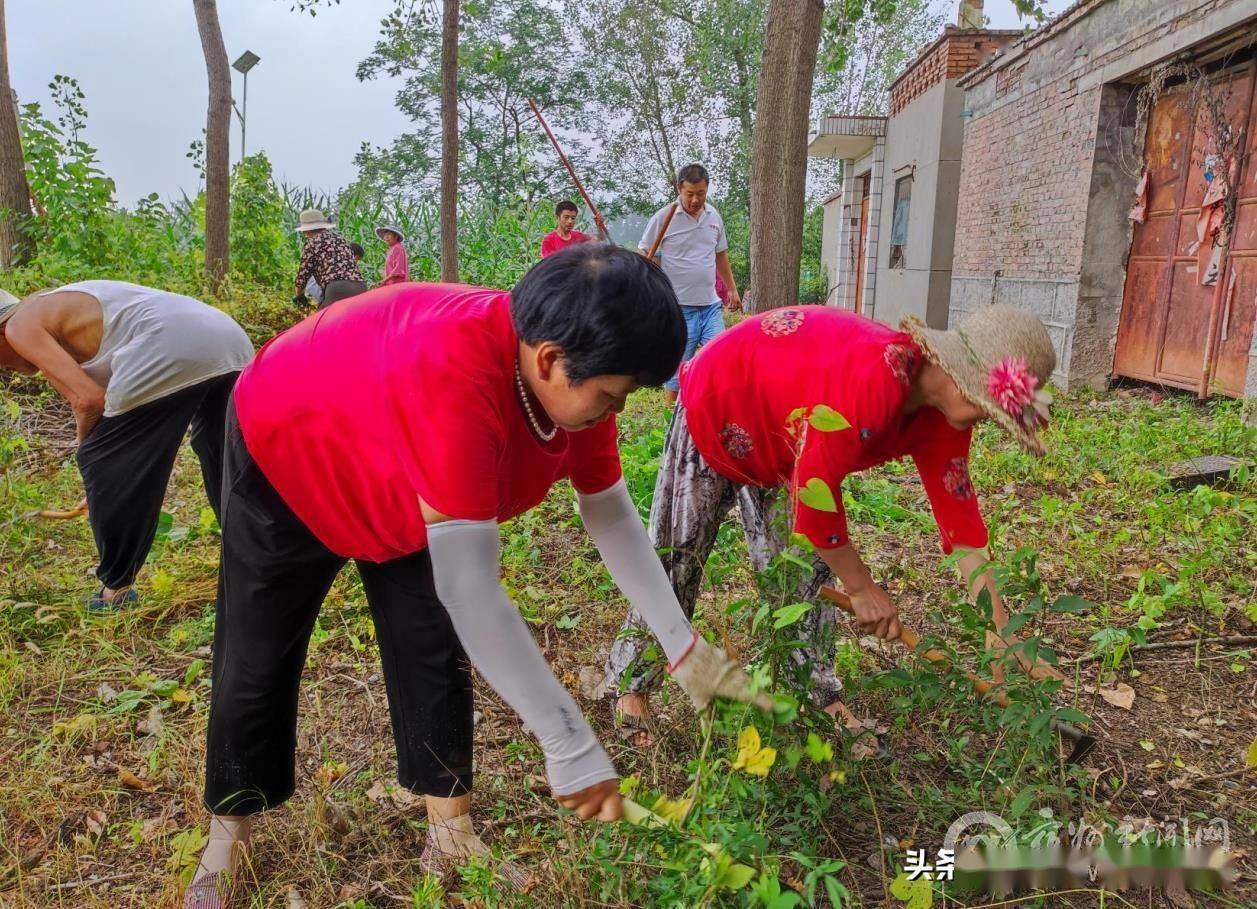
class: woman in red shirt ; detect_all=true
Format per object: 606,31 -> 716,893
605,304 -> 1056,744
184,245 -> 770,907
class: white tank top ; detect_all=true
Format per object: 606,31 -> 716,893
47,281 -> 254,416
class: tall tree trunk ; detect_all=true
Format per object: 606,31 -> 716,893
193,0 -> 230,282
0,0 -> 32,269
439,0 -> 459,282
747,0 -> 823,313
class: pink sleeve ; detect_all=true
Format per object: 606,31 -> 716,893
908,410 -> 989,554
566,416 -> 623,494
540,234 -> 556,258
383,245 -> 408,282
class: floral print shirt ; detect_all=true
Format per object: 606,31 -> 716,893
295,230 -> 364,293
678,306 -> 988,553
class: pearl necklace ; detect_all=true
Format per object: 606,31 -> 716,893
515,362 -> 557,442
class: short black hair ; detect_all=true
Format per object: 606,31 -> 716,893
511,243 -> 685,387
349,242 -> 365,258
555,200 -> 578,217
677,163 -> 709,186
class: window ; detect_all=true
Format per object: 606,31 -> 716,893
889,175 -> 912,270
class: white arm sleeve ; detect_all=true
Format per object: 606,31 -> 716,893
426,519 -> 616,796
577,479 -> 695,665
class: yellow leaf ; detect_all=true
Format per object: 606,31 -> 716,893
52,713 -> 99,739
169,687 -> 192,706
1246,738 -> 1257,770
1091,471 -> 1108,485
890,871 -> 934,909
653,795 -> 692,825
731,726 -> 776,778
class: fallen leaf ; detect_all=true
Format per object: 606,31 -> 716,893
577,665 -> 605,700
365,778 -> 422,809
285,888 -> 309,909
1139,740 -> 1156,751
1098,683 -> 1135,710
136,704 -> 164,738
1246,738 -> 1257,770
118,768 -> 154,792
1119,565 -> 1142,580
84,809 -> 107,837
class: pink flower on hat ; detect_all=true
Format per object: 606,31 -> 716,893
987,356 -> 1049,430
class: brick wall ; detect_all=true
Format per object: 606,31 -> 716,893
889,30 -> 1020,117
949,0 -> 1257,389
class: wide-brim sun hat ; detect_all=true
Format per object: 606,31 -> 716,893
901,304 -> 1055,456
375,224 -> 405,243
295,208 -> 335,232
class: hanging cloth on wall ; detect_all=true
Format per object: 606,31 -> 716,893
1191,154 -> 1235,286
1128,167 -> 1149,224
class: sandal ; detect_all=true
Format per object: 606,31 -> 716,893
87,587 -> 139,613
182,870 -> 235,909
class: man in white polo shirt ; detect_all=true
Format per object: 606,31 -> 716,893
640,163 -> 741,403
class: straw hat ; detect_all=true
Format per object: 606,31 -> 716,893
295,208 -> 335,232
901,305 -> 1055,455
375,224 -> 405,243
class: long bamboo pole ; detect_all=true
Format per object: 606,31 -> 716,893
527,98 -> 610,242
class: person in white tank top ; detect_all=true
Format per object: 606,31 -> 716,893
0,281 -> 253,610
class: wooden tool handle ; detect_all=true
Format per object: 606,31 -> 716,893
645,203 -> 678,262
818,585 -> 1010,708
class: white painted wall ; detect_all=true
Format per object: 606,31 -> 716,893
874,77 -> 965,330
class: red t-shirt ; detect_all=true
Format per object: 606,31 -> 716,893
540,229 -> 590,258
679,306 -> 988,554
233,284 -> 622,562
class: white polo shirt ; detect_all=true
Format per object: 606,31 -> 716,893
639,201 -> 727,307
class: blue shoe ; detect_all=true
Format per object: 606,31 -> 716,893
87,587 -> 139,613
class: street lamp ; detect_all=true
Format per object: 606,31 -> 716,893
231,50 -> 260,159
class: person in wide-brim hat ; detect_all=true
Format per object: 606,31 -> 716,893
901,305 -> 1054,456
376,224 -> 410,287
292,210 -> 369,308
606,302 -> 1063,750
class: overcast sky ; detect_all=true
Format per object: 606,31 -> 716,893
7,0 -> 1069,206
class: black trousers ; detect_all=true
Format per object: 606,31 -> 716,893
204,402 -> 474,815
320,279 -> 369,308
75,372 -> 238,590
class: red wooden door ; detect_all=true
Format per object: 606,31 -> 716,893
1114,63 -> 1257,394
854,176 -> 870,313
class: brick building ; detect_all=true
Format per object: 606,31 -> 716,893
814,0 -> 1257,400
810,8 -> 1019,327
951,0 -> 1257,397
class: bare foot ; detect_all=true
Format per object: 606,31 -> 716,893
615,692 -> 655,748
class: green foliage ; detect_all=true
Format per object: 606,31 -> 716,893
356,0 -> 592,205
230,154 -> 290,288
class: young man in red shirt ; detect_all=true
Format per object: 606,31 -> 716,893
540,199 -> 590,258
605,304 -> 1060,744
184,245 -> 769,907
